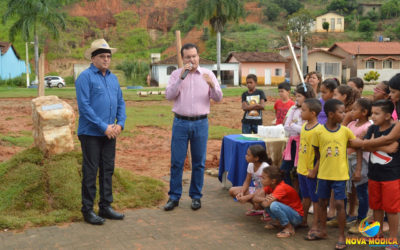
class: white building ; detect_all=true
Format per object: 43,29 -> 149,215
151,55 -> 239,87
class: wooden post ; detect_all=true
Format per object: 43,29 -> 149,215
176,30 -> 183,68
175,30 -> 192,170
38,53 -> 45,97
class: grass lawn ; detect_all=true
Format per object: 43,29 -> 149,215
0,148 -> 165,229
0,86 -> 248,100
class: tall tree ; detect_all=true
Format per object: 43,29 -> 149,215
2,0 -> 65,82
188,0 -> 244,82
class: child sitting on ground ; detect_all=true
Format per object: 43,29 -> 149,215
363,100 -> 400,246
253,166 -> 304,238
274,82 -> 295,125
297,98 -> 322,240
241,74 -> 267,134
346,98 -> 372,234
229,144 -> 271,215
311,99 -> 358,250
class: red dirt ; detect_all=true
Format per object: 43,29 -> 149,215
0,96 -> 277,179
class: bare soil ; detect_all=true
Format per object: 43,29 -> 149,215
0,96 -> 277,179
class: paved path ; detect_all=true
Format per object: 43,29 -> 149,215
0,173 -> 368,250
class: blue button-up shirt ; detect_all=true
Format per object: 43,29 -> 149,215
75,64 -> 126,136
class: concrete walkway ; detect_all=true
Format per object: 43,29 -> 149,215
0,173 -> 368,250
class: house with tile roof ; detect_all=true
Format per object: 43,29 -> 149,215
151,55 -> 239,87
225,52 -> 287,85
0,42 -> 28,79
278,46 -> 344,84
328,42 -> 400,82
294,49 -> 344,84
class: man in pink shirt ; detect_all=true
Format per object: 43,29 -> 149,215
164,43 -> 223,211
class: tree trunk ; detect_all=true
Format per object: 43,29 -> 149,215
216,31 -> 221,84
34,33 -> 39,82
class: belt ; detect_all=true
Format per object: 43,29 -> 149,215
175,113 -> 207,121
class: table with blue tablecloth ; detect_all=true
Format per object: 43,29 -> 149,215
218,134 -> 287,188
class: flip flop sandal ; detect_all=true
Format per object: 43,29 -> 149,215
264,222 -> 281,229
276,230 -> 294,238
304,232 -> 326,241
335,241 -> 347,250
245,209 -> 264,216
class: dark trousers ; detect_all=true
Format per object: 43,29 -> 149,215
79,135 -> 116,213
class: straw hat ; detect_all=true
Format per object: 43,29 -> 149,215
84,39 -> 117,60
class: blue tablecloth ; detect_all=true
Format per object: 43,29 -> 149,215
218,134 -> 266,187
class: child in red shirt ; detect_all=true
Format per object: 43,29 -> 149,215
274,82 -> 295,125
254,166 -> 304,238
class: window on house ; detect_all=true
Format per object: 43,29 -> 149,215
366,60 -> 375,69
249,68 -> 256,74
383,60 -> 392,69
337,18 -> 342,24
322,18 -> 326,23
316,62 -> 322,73
275,68 -> 282,76
325,63 -> 339,75
167,66 -> 177,75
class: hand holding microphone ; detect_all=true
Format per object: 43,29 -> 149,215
180,63 -> 193,80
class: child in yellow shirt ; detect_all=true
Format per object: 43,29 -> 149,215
297,98 -> 322,240
311,99 -> 356,250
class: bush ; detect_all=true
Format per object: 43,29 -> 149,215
322,22 -> 329,32
116,60 -> 149,85
381,0 -> 400,19
364,71 -> 380,82
263,3 -> 282,21
273,0 -> 302,15
0,75 -> 26,87
64,76 -> 74,87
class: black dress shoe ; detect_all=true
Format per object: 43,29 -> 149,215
164,199 -> 179,211
191,199 -> 201,210
83,210 -> 105,225
99,206 -> 125,220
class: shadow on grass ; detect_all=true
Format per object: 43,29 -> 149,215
0,148 -> 165,230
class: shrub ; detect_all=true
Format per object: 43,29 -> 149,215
322,22 -> 329,32
64,76 -> 74,87
0,75 -> 26,87
363,71 -> 380,82
263,3 -> 282,21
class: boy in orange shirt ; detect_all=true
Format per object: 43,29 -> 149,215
274,82 -> 295,125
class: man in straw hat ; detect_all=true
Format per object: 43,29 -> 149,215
75,39 -> 126,225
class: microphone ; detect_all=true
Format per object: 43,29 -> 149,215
181,63 -> 192,80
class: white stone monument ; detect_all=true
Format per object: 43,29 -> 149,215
31,95 -> 75,155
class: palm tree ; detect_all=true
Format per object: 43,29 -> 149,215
188,0 -> 244,83
2,0 -> 66,83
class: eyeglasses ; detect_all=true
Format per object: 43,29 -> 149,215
98,54 -> 112,59
373,87 -> 386,94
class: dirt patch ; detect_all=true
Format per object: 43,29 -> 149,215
0,96 -> 277,178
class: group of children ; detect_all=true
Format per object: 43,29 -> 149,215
236,73 -> 400,250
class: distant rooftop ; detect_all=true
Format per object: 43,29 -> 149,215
226,52 -> 287,63
329,42 -> 400,55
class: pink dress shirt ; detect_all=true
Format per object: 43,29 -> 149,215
166,66 -> 223,116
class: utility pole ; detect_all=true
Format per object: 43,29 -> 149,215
25,42 -> 30,87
